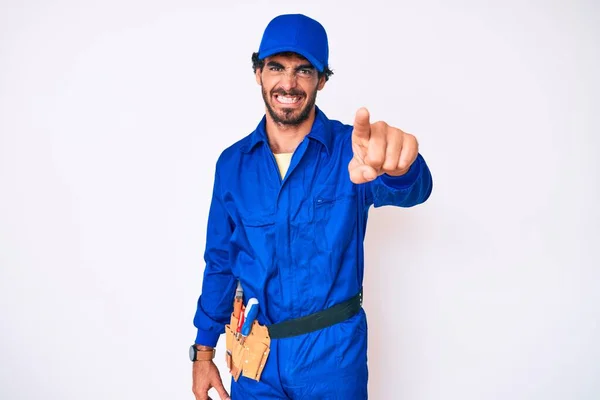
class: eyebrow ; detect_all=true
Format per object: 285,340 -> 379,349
296,64 -> 315,71
266,61 -> 315,71
266,61 -> 284,69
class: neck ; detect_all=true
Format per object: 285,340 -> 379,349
265,107 -> 316,154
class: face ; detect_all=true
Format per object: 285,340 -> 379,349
256,53 -> 326,126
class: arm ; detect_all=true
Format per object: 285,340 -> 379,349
193,168 -> 237,348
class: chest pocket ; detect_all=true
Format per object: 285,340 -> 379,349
235,208 -> 277,265
312,184 -> 358,252
241,211 -> 276,227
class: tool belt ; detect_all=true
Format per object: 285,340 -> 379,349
225,313 -> 270,382
225,289 -> 363,382
267,289 -> 363,339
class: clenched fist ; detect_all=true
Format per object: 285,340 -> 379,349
348,107 -> 419,184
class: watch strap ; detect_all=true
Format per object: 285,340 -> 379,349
193,346 -> 215,361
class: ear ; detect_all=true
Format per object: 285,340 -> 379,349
255,68 -> 262,86
317,75 -> 326,91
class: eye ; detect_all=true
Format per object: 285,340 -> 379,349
269,66 -> 283,72
299,68 -> 313,75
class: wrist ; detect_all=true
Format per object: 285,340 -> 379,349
189,344 -> 216,362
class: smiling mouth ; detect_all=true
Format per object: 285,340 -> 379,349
273,94 -> 302,106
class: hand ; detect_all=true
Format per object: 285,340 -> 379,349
348,107 -> 419,184
192,359 -> 230,400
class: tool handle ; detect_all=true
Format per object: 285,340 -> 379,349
233,298 -> 243,319
241,298 -> 259,337
236,305 -> 245,333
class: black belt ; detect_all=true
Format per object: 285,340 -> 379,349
266,289 -> 363,339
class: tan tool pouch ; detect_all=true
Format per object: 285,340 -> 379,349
225,313 -> 271,382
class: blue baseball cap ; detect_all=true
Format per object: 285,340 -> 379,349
257,14 -> 329,72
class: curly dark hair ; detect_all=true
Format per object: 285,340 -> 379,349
251,51 -> 334,81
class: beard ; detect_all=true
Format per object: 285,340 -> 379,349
261,84 -> 318,126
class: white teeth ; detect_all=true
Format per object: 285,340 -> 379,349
276,95 -> 299,104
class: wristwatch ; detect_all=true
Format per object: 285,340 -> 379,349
189,344 -> 215,362
189,344 -> 215,361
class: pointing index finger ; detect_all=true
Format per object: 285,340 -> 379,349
353,107 -> 371,140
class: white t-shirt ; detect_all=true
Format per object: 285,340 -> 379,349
273,153 -> 293,179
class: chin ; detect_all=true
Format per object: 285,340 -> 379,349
270,103 -> 301,118
264,95 -> 315,126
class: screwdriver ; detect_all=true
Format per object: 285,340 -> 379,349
229,281 -> 244,360
236,305 -> 245,340
240,298 -> 259,345
233,280 -> 243,319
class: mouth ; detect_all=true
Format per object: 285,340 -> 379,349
273,94 -> 303,107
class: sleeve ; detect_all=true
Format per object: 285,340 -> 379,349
363,153 -> 433,208
192,167 -> 237,347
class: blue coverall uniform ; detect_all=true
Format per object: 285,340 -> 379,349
193,107 -> 433,399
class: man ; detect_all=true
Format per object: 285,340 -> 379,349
190,13 -> 433,400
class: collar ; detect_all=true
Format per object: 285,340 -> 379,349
240,106 -> 334,155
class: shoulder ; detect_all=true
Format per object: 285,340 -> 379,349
318,107 -> 352,135
214,132 -> 254,172
326,115 -> 353,151
331,118 -> 353,135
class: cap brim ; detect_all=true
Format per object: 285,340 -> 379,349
259,46 -> 324,72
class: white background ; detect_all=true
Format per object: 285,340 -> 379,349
1,0 -> 599,399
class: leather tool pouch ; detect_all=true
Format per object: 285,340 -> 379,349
225,313 -> 271,382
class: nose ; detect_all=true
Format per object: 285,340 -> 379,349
279,70 -> 298,91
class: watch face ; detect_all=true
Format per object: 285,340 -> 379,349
189,345 -> 196,361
